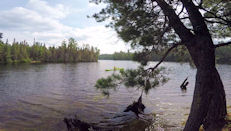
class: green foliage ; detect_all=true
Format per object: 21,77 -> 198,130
0,33 -> 2,40
95,66 -> 168,96
0,37 -> 99,64
100,45 -> 231,65
91,0 -> 231,96
99,54 -> 114,60
113,51 -> 134,60
216,45 -> 231,64
92,0 -> 178,50
202,0 -> 231,38
92,0 -> 231,58
99,51 -> 134,60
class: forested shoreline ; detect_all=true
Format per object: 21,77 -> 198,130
99,51 -> 134,60
99,46 -> 231,64
0,38 -> 99,64
1,36 -> 230,65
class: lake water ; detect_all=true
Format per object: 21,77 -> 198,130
0,60 -> 231,131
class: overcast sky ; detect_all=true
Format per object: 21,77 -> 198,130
0,0 -> 130,54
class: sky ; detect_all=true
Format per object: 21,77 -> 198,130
0,0 -> 130,54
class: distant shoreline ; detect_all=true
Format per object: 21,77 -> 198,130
99,45 -> 231,65
0,60 -> 98,65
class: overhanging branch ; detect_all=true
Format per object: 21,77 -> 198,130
204,19 -> 227,25
181,0 -> 210,36
198,6 -> 231,27
155,0 -> 194,42
148,42 -> 183,71
215,41 -> 231,48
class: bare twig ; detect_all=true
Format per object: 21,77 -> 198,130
204,19 -> 227,25
198,0 -> 203,7
180,17 -> 189,20
177,4 -> 185,16
198,6 -> 231,26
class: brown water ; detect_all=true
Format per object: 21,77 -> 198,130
0,60 -> 231,131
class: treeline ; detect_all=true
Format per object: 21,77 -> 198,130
99,46 -> 231,64
99,51 -> 181,61
0,38 -> 99,64
99,51 -> 134,60
216,45 -> 231,64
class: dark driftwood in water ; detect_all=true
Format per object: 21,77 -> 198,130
63,116 -> 116,131
124,94 -> 145,117
64,94 -> 146,130
180,77 -> 189,90
63,116 -> 104,131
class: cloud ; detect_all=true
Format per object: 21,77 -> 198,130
0,0 -> 127,54
74,26 -> 130,53
0,7 -> 64,31
87,2 -> 106,9
27,0 -> 70,19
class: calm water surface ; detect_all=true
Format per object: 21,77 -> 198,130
0,60 -> 231,130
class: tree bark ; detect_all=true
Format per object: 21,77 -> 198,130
154,1 -> 227,130
183,36 -> 227,131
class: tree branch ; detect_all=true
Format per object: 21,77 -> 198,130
215,41 -> 231,48
199,0 -> 203,7
204,19 -> 227,25
198,6 -> 231,27
155,0 -> 194,43
148,42 -> 183,71
177,4 -> 185,16
181,0 -> 210,36
180,16 -> 190,20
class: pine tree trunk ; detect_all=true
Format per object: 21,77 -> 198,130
183,37 -> 227,131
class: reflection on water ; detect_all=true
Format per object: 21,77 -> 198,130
0,60 -> 231,130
